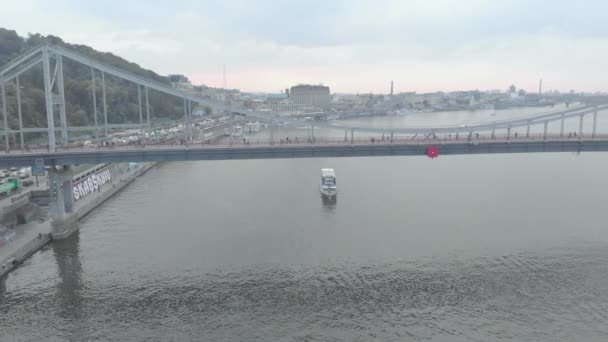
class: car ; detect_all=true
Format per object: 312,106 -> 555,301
10,167 -> 17,171
0,179 -> 6,185
21,180 -> 34,187
18,172 -> 28,179
10,171 -> 18,177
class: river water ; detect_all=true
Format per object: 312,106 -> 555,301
2,108 -> 608,341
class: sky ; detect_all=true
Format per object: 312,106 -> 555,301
1,0 -> 608,94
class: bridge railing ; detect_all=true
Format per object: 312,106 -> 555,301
0,132 -> 605,155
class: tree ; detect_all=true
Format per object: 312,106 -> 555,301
0,28 -> 24,66
0,27 -> 182,143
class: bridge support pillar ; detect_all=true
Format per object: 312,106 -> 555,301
350,129 -> 354,144
145,87 -> 150,129
138,85 -> 144,141
101,71 -> 108,137
1,83 -> 8,152
560,114 -> 565,137
42,47 -> 57,152
48,166 -> 77,239
507,127 -> 511,141
455,132 -> 459,140
344,129 -> 347,142
579,114 -> 584,138
491,127 -> 495,140
188,100 -> 193,141
592,108 -> 598,139
16,77 -> 24,150
183,98 -> 189,142
56,56 -> 69,146
91,68 -> 98,139
526,122 -> 530,138
543,121 -> 548,140
390,132 -> 394,143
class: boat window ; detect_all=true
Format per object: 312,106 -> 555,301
323,177 -> 335,185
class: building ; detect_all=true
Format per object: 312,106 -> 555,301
290,84 -> 331,108
168,74 -> 193,90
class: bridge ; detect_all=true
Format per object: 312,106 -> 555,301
0,134 -> 606,168
324,104 -> 608,136
2,44 -> 608,155
0,44 -> 287,153
2,44 -> 608,234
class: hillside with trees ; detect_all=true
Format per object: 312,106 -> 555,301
0,28 -> 187,144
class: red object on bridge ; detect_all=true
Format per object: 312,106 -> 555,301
427,146 -> 440,158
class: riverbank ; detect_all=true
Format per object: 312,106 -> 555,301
0,162 -> 155,278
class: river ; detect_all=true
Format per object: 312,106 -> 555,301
2,108 -> 608,341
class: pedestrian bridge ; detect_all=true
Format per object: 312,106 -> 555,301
1,134 -> 607,168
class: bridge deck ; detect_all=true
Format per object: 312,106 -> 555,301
0,134 -> 607,167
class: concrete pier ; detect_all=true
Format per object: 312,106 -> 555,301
0,162 -> 155,278
52,162 -> 155,239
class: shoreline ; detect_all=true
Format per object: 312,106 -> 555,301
0,162 -> 156,279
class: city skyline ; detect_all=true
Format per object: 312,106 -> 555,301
1,1 -> 608,94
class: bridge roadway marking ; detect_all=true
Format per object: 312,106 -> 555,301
1,136 -> 608,167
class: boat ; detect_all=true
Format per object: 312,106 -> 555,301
320,168 -> 337,198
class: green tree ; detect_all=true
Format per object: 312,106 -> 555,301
0,27 -> 188,144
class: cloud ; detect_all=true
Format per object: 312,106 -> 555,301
1,0 -> 607,93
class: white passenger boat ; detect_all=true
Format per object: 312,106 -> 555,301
320,168 -> 337,198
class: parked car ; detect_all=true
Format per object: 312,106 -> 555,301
18,172 -> 28,179
21,180 -> 34,187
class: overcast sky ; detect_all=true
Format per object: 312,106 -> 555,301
2,0 -> 607,93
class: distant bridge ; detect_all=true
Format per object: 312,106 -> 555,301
324,104 -> 608,136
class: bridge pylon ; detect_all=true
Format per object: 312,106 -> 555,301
48,166 -> 76,239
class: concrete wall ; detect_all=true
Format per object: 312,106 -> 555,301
51,162 -> 155,240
